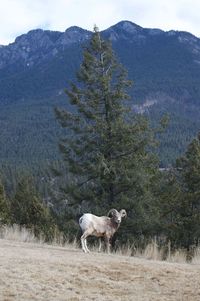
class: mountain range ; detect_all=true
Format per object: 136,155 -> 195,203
0,20 -> 200,171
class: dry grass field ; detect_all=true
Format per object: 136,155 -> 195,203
0,237 -> 200,301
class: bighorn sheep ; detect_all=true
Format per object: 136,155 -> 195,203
79,209 -> 127,253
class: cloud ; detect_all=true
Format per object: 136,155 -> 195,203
0,0 -> 50,44
118,0 -> 200,35
0,0 -> 200,45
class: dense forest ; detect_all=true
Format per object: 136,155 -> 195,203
1,27 -> 200,256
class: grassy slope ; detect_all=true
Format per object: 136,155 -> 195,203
0,239 -> 200,301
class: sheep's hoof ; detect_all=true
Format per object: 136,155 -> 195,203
82,249 -> 90,253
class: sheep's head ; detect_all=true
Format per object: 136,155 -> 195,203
120,209 -> 127,218
107,208 -> 127,224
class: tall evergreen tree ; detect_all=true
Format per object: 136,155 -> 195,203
55,26 -> 160,234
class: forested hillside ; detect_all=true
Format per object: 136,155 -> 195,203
0,20 -> 200,174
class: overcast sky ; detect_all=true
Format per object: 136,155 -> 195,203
0,0 -> 200,45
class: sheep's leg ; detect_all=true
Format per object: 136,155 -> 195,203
81,236 -> 89,253
84,238 -> 90,253
98,238 -> 102,252
105,237 -> 111,254
81,231 -> 90,253
81,234 -> 87,253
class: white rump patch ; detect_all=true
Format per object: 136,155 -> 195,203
79,214 -> 93,232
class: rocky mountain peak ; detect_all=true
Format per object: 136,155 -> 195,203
104,20 -> 145,42
114,20 -> 143,33
15,29 -> 44,42
13,28 -> 62,51
58,26 -> 91,46
0,26 -> 89,69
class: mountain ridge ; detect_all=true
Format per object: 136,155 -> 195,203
1,20 -> 200,73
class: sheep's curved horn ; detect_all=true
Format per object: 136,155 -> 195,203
120,209 -> 127,218
107,208 -> 118,217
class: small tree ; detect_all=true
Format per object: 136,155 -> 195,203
0,181 -> 10,224
174,133 -> 200,249
10,177 -> 56,240
154,169 -> 182,246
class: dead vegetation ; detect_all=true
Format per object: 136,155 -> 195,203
0,231 -> 200,301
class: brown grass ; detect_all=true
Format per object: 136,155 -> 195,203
192,247 -> 200,264
0,236 -> 200,301
0,224 -> 38,243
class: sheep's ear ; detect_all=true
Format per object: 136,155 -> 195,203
120,209 -> 127,218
